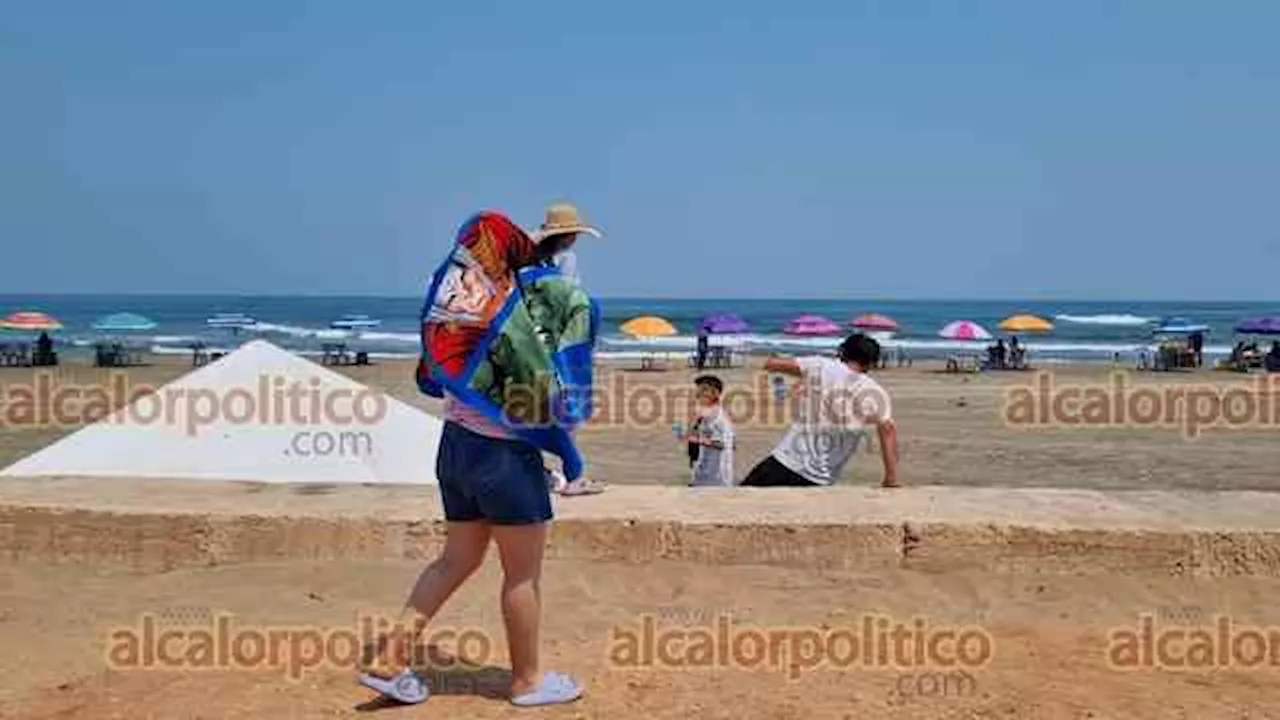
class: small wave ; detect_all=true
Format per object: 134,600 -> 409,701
1054,313 -> 1154,326
247,322 -> 350,340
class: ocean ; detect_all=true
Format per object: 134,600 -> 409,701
0,295 -> 1275,363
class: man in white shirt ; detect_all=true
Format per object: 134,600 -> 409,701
742,333 -> 900,488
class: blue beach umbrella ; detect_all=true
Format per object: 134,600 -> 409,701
1153,317 -> 1209,335
92,312 -> 158,332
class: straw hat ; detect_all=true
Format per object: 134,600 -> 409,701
531,202 -> 603,242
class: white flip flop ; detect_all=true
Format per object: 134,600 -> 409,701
358,669 -> 429,705
510,671 -> 583,707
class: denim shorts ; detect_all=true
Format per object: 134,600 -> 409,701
435,421 -> 553,525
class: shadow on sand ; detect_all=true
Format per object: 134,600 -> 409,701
354,642 -> 510,712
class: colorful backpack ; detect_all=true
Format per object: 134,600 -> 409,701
416,211 -> 598,479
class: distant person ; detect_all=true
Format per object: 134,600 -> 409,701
1267,341 -> 1280,372
1189,331 -> 1204,367
684,375 -> 735,486
695,328 -> 710,370
35,332 -> 54,366
741,334 -> 899,488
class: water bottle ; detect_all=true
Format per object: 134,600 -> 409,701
671,422 -> 684,439
771,375 -> 787,401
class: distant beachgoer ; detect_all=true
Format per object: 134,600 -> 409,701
741,334 -> 899,488
695,328 -> 710,370
1189,331 -> 1204,367
33,332 -> 55,366
685,375 -> 735,486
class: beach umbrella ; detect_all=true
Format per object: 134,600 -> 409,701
851,313 -> 899,331
783,314 -> 843,336
938,320 -> 992,341
1153,317 -> 1209,335
998,314 -> 1053,333
699,313 -> 749,334
330,314 -> 381,330
92,312 -> 158,332
206,313 -> 256,329
0,310 -> 62,331
1235,317 -> 1280,335
620,315 -> 677,338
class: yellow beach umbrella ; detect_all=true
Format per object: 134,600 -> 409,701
620,315 -> 677,338
998,314 -> 1053,333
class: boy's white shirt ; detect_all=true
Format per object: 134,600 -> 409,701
691,404 -> 735,487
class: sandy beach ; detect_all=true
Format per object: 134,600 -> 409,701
4,355 -> 1280,718
3,355 -> 1278,491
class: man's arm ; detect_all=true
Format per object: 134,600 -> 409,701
764,355 -> 803,377
876,419 -> 900,488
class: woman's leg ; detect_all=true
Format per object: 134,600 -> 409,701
372,520 -> 491,671
491,522 -> 548,697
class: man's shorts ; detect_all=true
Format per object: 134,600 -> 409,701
740,455 -> 821,487
435,421 -> 553,525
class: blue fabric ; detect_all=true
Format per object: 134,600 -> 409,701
435,421 -> 553,525
417,212 -> 597,481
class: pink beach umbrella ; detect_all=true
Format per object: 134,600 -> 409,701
784,314 -> 843,336
851,313 -> 899,332
938,320 -> 992,341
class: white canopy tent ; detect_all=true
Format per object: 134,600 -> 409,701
1,340 -> 442,484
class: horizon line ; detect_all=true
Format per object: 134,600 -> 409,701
0,291 -> 1274,305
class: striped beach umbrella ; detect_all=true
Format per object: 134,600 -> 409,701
851,313 -> 899,331
784,314 -> 843,336
0,310 -> 63,331
938,320 -> 992,341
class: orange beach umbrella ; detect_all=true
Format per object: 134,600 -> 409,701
998,314 -> 1053,333
0,310 -> 63,331
620,316 -> 677,338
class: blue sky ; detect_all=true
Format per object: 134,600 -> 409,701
2,1 -> 1277,299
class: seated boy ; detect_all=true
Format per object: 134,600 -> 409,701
685,375 -> 735,486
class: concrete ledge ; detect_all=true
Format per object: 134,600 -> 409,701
3,477 -> 1280,576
